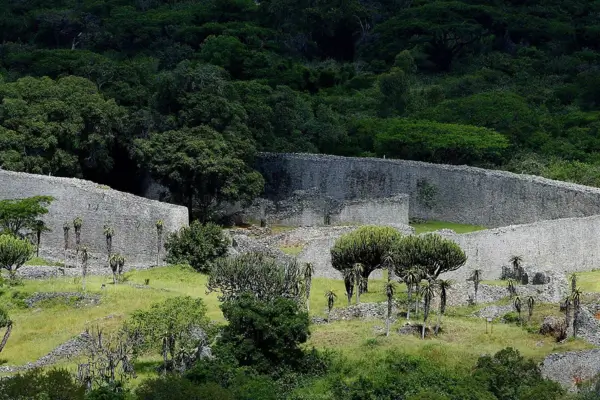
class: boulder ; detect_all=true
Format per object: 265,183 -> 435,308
539,316 -> 566,341
532,272 -> 552,285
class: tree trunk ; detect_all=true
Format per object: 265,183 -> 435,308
356,284 -> 360,304
113,272 -> 117,285
407,287 -> 412,320
435,310 -> 442,335
0,322 -> 12,353
421,324 -> 425,340
327,310 -> 331,323
36,234 -> 40,258
347,293 -> 352,306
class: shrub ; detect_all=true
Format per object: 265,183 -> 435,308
0,368 -> 84,400
207,252 -> 304,302
473,347 -> 564,400
134,375 -> 226,400
219,293 -> 310,374
127,297 -> 212,373
0,234 -> 34,279
164,221 -> 229,272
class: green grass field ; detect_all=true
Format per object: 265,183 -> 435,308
0,264 -> 593,372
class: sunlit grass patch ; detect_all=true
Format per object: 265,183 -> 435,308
24,257 -> 63,267
411,220 -> 487,234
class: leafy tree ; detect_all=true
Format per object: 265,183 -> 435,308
164,221 -> 229,273
109,253 -> 125,285
331,226 -> 403,292
391,234 -> 467,280
128,297 -> 212,374
207,252 -> 303,303
374,119 -> 509,165
0,234 -> 34,279
135,375 -> 230,400
0,76 -> 125,178
219,293 -> 310,374
135,126 -> 264,222
507,279 -> 517,298
0,196 -> 53,238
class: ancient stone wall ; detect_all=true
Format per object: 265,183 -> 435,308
245,190 -> 409,227
436,215 -> 600,281
0,170 -> 188,268
256,153 -> 600,228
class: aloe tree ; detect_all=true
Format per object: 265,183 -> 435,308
385,282 -> 395,336
570,273 -> 577,295
572,289 -> 582,338
435,279 -> 452,335
414,267 -> 425,318
325,290 -> 337,323
80,246 -> 89,292
403,267 -> 420,320
509,255 -> 524,281
564,295 -> 572,332
507,279 -> 517,298
109,253 -> 121,285
513,296 -> 522,325
420,281 -> 435,339
304,263 -> 314,312
156,220 -> 164,267
353,263 -> 364,304
103,225 -> 114,262
63,222 -> 70,267
470,269 -> 482,304
527,296 -> 535,322
33,220 -> 50,258
342,269 -> 354,306
0,308 -> 13,353
73,217 -> 83,264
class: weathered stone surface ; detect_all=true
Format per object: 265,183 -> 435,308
256,153 -> 600,227
539,316 -> 566,338
244,188 -> 409,228
541,349 -> 600,390
24,292 -> 100,308
472,305 -> 514,320
0,169 -> 188,269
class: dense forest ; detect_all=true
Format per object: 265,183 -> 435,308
3,0 -> 600,216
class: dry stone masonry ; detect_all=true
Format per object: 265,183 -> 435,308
0,169 -> 188,268
256,153 -> 600,227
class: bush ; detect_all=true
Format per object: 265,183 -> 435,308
134,375 -> 231,400
164,221 -> 229,272
0,368 -> 85,400
0,234 -> 34,278
207,252 -> 304,302
473,347 -> 564,400
219,293 -> 310,374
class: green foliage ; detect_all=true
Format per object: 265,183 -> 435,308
473,348 -> 564,400
135,375 -> 226,400
0,234 -> 34,278
331,226 -> 402,286
164,221 -> 229,273
207,252 -> 303,303
374,119 -> 509,165
135,125 -> 264,221
0,76 -> 124,177
391,234 -> 467,279
0,368 -> 85,400
127,297 -> 212,371
219,293 -> 310,374
0,196 -> 53,237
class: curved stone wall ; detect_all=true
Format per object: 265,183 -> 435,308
0,170 -> 188,268
256,153 -> 600,228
